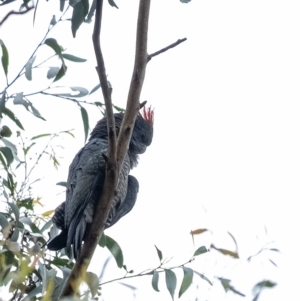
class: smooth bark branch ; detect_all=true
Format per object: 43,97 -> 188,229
0,6 -> 34,26
60,0 -> 151,298
148,38 -> 187,62
60,0 -> 118,297
117,0 -> 151,162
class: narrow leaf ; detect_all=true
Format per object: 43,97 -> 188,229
152,270 -> 159,292
2,107 -> 24,130
105,235 -> 123,268
44,38 -> 63,58
89,83 -> 101,95
7,202 -> 19,220
56,181 -> 67,187
25,56 -> 36,81
0,213 -> 9,230
84,272 -> 99,298
47,67 -> 60,79
165,269 -> 177,300
190,228 -> 208,235
108,0 -> 118,9
155,245 -> 163,261
80,106 -> 89,143
0,147 -> 14,167
54,64 -> 67,82
0,39 -> 9,76
31,133 -> 51,140
194,246 -> 209,256
194,271 -> 213,286
86,0 -> 96,23
179,267 -> 193,298
0,90 -> 6,116
71,0 -> 89,37
211,244 -> 238,258
62,53 -> 87,62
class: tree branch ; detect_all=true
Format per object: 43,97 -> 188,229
0,6 -> 34,26
117,0 -> 151,163
60,0 -> 151,297
148,38 -> 187,62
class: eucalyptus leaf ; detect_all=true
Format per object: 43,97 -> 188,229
178,267 -> 193,298
0,147 -> 14,167
152,270 -> 159,292
7,202 -> 19,220
62,53 -> 87,62
47,67 -> 60,79
80,106 -> 89,143
154,245 -> 163,261
105,235 -> 124,268
0,39 -> 9,76
165,269 -> 177,300
71,0 -> 89,37
84,272 -> 99,297
2,107 -> 24,130
25,55 -> 36,81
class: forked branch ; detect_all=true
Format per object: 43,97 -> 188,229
59,0 -> 151,297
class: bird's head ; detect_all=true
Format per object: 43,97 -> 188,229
130,106 -> 154,155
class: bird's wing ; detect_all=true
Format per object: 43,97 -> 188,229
64,138 -> 108,257
105,175 -> 139,229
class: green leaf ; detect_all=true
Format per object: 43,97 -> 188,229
90,83 -> 101,95
56,181 -> 67,187
219,278 -> 245,297
0,90 -> 6,117
60,0 -> 65,11
105,235 -> 124,268
211,244 -> 238,258
71,0 -> 89,38
25,56 -> 36,81
62,53 -> 87,62
194,246 -> 209,256
54,86 -> 89,98
108,0 -> 118,9
0,147 -> 13,167
2,108 -> 24,130
0,39 -> 9,76
54,64 -> 67,82
86,0 -> 96,23
17,198 -> 34,210
165,269 -> 177,300
1,138 -> 19,162
152,270 -> 159,292
194,271 -> 213,286
0,213 -> 9,231
0,0 -> 18,5
47,67 -> 60,79
84,272 -> 99,298
7,202 -> 19,220
254,280 -> 277,290
80,106 -> 89,143
31,133 -> 51,140
44,38 -> 63,58
178,267 -> 193,298
154,245 -> 163,261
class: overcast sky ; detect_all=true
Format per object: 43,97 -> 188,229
1,0 -> 300,300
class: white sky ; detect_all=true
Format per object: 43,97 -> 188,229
1,0 -> 300,300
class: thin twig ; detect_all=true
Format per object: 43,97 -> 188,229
0,6 -> 34,26
0,7 -> 69,94
148,38 -> 187,62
